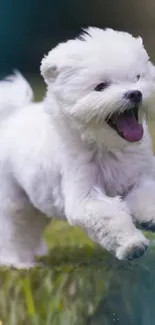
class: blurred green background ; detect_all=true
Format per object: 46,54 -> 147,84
1,0 -> 155,324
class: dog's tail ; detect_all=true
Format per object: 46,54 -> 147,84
0,70 -> 33,120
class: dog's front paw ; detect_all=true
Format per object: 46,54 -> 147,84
140,220 -> 155,232
116,235 -> 149,261
126,182 -> 155,233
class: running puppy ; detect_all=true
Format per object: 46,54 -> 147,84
0,28 -> 155,267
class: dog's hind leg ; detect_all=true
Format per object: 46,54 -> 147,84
35,239 -> 48,257
0,193 -> 49,268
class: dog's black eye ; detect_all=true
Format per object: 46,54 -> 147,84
95,82 -> 109,91
136,75 -> 140,81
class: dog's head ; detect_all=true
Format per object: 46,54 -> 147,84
41,27 -> 155,146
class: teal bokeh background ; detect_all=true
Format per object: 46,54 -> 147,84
1,0 -> 155,76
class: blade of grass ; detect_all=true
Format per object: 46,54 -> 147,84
22,276 -> 36,317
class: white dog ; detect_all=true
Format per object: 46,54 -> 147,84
0,27 -> 155,268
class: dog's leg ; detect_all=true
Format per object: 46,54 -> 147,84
0,197 -> 48,268
62,165 -> 149,261
126,178 -> 155,232
35,239 -> 48,257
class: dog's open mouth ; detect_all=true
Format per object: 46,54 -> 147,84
106,106 -> 144,142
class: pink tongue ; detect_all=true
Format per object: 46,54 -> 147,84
114,112 -> 144,142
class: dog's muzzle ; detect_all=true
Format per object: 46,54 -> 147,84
106,90 -> 143,142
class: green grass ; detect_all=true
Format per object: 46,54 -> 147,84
0,214 -> 154,325
0,220 -> 115,325
0,79 -> 155,325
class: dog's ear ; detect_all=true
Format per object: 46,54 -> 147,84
137,36 -> 143,46
148,61 -> 155,79
40,55 -> 59,84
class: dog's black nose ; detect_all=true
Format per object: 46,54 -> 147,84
125,90 -> 142,104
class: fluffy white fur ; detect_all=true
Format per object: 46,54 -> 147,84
0,28 -> 155,268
